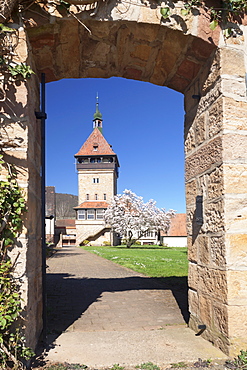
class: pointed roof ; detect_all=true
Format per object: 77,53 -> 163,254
93,95 -> 103,121
75,128 -> 116,157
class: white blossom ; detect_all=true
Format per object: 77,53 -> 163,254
104,189 -> 176,247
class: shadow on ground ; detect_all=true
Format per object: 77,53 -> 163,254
46,272 -> 189,345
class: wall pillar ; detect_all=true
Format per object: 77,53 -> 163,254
0,25 -> 43,349
185,30 -> 247,355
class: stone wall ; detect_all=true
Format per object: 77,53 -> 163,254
184,31 -> 247,355
0,26 -> 43,348
24,0 -> 216,94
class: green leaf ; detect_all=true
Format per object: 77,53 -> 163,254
160,7 -> 170,19
181,8 -> 189,16
8,63 -> 35,79
0,318 -> 7,329
59,0 -> 70,9
0,23 -> 15,33
223,28 -> 232,38
210,19 -> 218,30
4,238 -> 13,246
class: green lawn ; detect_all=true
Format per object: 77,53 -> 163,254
81,245 -> 188,278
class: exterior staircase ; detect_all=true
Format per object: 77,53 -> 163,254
76,225 -> 109,245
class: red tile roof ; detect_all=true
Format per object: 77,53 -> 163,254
75,128 -> 116,156
168,213 -> 187,236
74,201 -> 109,209
56,219 -> 76,227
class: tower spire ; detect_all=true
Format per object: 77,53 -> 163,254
93,93 -> 103,132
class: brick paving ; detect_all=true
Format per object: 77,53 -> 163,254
46,246 -> 187,336
44,246 -> 227,367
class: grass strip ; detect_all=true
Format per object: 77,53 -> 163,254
81,245 -> 188,278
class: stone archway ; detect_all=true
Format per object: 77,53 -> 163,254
1,0 -> 247,357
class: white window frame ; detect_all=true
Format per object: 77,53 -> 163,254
96,209 -> 104,220
87,209 -> 95,220
78,210 -> 85,220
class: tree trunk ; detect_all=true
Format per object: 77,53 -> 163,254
126,231 -> 133,248
126,240 -> 132,248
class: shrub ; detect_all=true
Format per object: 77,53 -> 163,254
103,241 -> 111,246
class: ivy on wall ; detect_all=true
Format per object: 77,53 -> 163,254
0,4 -> 36,368
160,0 -> 247,36
0,154 -> 33,369
0,23 -> 34,92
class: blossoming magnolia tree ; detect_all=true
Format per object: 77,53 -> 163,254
104,189 -> 176,248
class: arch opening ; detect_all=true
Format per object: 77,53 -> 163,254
1,1 -> 247,357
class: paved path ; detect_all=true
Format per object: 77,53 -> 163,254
45,246 -> 227,367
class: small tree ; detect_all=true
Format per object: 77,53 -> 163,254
104,189 -> 176,248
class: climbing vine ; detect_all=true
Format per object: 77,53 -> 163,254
0,25 -> 34,77
160,0 -> 247,36
0,154 -> 34,369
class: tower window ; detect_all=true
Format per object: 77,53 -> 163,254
93,178 -> 99,183
87,209 -> 95,220
104,194 -> 106,200
95,194 -> 98,200
78,210 -> 85,220
93,145 -> 98,151
86,194 -> 89,200
96,209 -> 104,220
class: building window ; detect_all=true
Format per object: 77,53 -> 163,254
86,194 -> 89,200
144,231 -> 153,237
104,194 -> 106,200
93,178 -> 99,183
95,194 -> 98,200
78,210 -> 85,220
90,158 -> 95,163
93,145 -> 98,151
87,209 -> 95,220
96,209 -> 104,220
79,158 -> 88,163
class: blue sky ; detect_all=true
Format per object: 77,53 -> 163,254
46,77 -> 186,212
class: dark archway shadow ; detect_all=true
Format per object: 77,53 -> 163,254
46,272 -> 189,346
